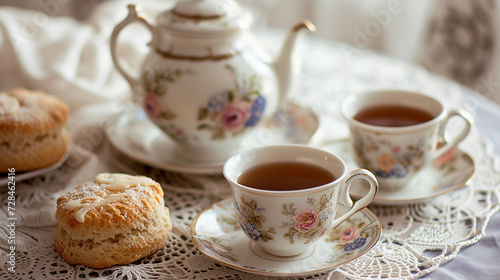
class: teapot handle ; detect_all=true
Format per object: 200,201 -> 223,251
110,5 -> 159,101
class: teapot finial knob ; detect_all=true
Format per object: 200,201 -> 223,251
156,0 -> 250,35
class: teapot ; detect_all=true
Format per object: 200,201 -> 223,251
110,0 -> 315,162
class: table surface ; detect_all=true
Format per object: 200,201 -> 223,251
1,24 -> 500,280
420,90 -> 500,280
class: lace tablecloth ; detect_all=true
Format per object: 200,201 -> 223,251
1,36 -> 500,280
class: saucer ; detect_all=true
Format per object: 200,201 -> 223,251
323,140 -> 476,205
105,102 -> 319,174
0,144 -> 71,186
190,199 -> 381,277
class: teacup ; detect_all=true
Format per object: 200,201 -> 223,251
341,90 -> 473,191
223,144 -> 378,257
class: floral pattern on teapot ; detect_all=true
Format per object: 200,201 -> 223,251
142,64 -> 266,141
142,68 -> 193,121
197,68 -> 265,140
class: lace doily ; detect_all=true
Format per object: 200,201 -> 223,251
1,38 -> 499,280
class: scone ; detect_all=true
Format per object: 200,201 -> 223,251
54,173 -> 172,268
0,88 -> 70,172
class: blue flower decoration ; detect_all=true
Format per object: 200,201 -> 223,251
375,169 -> 391,178
245,96 -> 266,127
207,92 -> 228,113
318,208 -> 329,220
344,237 -> 367,251
375,166 -> 408,178
390,165 -> 408,178
243,222 -> 261,241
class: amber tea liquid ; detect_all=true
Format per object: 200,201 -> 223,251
237,161 -> 335,191
354,105 -> 434,127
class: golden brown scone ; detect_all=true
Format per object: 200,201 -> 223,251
0,88 -> 70,172
54,173 -> 172,268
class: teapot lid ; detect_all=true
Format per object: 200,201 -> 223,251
157,0 -> 252,36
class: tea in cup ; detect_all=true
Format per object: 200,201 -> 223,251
341,90 -> 473,191
223,144 -> 378,257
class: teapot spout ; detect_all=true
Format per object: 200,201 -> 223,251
273,20 -> 316,107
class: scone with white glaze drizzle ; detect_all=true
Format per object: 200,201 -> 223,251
54,173 -> 172,268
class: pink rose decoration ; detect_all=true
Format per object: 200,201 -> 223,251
292,209 -> 318,232
338,226 -> 360,244
434,148 -> 455,165
391,146 -> 401,153
143,93 -> 162,120
217,101 -> 250,131
175,128 -> 185,137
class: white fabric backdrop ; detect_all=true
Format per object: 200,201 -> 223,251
247,0 -> 500,104
247,0 -> 433,62
0,0 -> 499,106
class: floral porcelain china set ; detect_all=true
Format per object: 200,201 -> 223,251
222,145 -> 378,258
108,0 -> 476,276
190,199 -> 381,277
110,0 -> 315,162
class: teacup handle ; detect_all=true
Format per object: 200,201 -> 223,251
433,109 -> 473,159
331,169 -> 378,230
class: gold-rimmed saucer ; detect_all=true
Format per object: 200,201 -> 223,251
323,140 -> 475,205
190,199 -> 381,277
